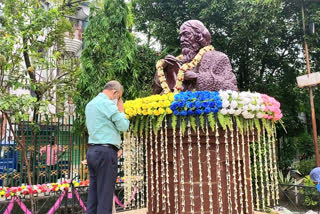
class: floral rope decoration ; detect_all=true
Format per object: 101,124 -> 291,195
172,118 -> 179,214
235,123 -> 244,213
155,129 -> 160,212
267,123 -> 276,207
149,119 -> 155,211
272,122 -> 280,204
215,122 -> 224,214
252,121 -> 260,210
196,126 -> 204,213
240,121 -> 249,214
164,117 -> 171,213
262,122 -> 271,207
187,121 -> 195,213
179,124 -> 186,212
205,122 -> 214,213
230,120 -> 239,214
156,45 -> 215,94
224,128 -> 233,214
160,125 -> 166,211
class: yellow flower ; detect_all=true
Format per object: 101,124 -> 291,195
163,100 -> 171,107
125,114 -> 130,119
142,110 -> 148,115
158,101 -> 164,108
147,109 -> 153,115
142,104 -> 148,109
158,108 -> 165,114
166,108 -> 173,114
153,109 -> 160,116
168,93 -> 175,101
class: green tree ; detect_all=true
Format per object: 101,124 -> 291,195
0,1 -> 79,210
74,0 -> 157,133
133,0 -> 320,169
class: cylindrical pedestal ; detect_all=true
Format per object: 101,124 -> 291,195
147,126 -> 255,214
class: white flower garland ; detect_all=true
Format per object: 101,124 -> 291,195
272,122 -> 280,203
240,124 -> 249,213
262,123 -> 271,207
187,121 -> 195,213
224,128 -> 233,214
149,120 -> 155,211
164,118 -> 171,213
179,125 -> 186,212
160,125 -> 166,211
215,123 -> 224,213
257,124 -> 265,210
205,122 -> 214,213
246,122 -> 254,214
144,128 -> 148,208
236,127 -> 244,213
197,126 -> 204,213
251,124 -> 260,210
267,124 -> 276,207
172,126 -> 179,214
230,121 -> 239,214
155,130 -> 160,212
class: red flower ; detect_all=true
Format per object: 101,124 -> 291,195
64,187 -> 69,191
5,193 -> 10,198
18,188 -> 22,191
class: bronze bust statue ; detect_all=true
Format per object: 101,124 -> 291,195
152,20 -> 238,94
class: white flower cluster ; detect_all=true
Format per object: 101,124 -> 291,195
219,90 -> 265,119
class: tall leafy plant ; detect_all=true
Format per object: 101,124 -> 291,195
74,0 -> 157,133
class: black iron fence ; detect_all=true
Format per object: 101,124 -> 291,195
0,114 -> 146,213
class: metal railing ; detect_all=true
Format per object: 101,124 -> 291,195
0,115 -> 87,186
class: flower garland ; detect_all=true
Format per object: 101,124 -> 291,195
124,91 -> 283,124
0,176 -> 141,199
170,91 -> 222,116
156,45 -> 215,94
124,93 -> 174,118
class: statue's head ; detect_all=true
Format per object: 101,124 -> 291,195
179,20 -> 211,63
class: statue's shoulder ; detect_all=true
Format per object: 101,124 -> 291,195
201,50 -> 230,65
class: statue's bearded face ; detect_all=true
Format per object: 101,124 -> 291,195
179,26 -> 201,63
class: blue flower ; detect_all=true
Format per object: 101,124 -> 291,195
204,107 -> 211,114
173,110 -> 179,115
209,101 -> 216,108
195,109 -> 203,115
216,100 -> 222,108
187,102 -> 194,108
202,102 -> 209,108
174,94 -> 181,100
180,101 -> 186,108
195,101 -> 202,108
180,110 -> 187,116
212,107 -> 219,113
170,101 -> 179,110
187,110 -> 194,115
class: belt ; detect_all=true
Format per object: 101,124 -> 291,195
89,144 -> 119,152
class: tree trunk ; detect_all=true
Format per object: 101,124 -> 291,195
4,112 -> 35,213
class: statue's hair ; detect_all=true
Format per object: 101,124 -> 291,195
181,20 -> 211,47
103,80 -> 123,92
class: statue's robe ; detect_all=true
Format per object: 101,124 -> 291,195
152,50 -> 238,94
